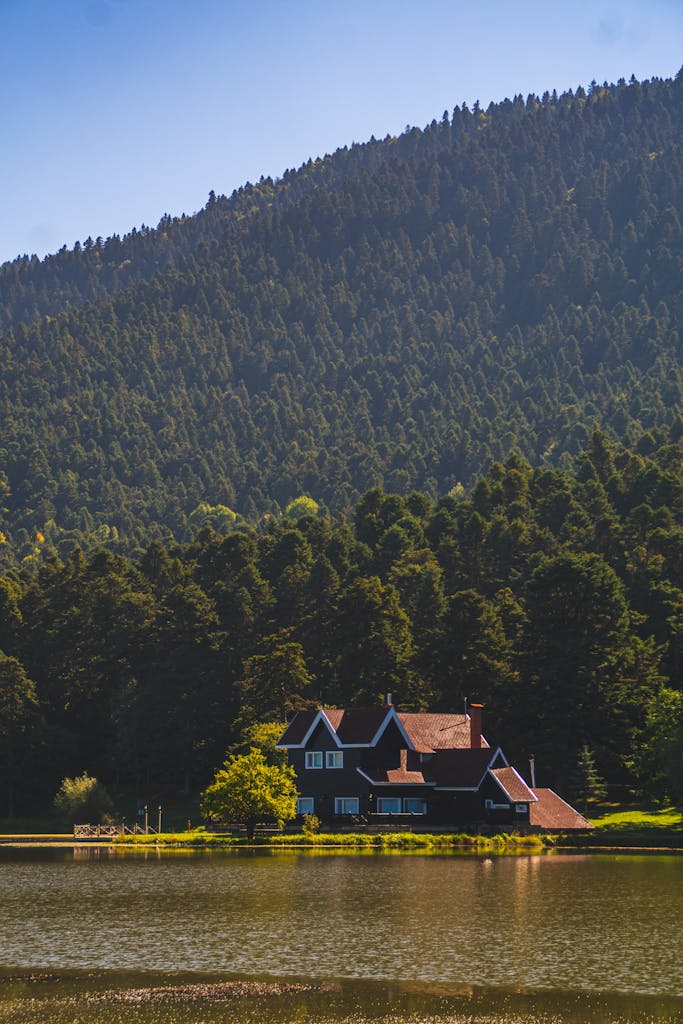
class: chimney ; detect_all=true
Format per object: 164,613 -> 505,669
469,703 -> 483,749
385,693 -> 393,707
529,755 -> 536,789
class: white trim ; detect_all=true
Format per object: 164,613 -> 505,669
279,707 -> 414,750
490,764 -> 538,803
376,797 -> 402,814
278,709 -> 343,749
371,707 -> 414,749
305,750 -> 323,769
403,797 -> 427,814
485,798 -> 510,810
432,746 -> 508,792
326,750 -> 343,769
334,796 -> 359,816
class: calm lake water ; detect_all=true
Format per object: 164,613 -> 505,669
1,846 -> 682,1023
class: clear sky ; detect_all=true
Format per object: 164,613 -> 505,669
2,0 -> 682,265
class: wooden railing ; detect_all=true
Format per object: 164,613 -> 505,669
73,824 -> 125,839
73,823 -> 160,839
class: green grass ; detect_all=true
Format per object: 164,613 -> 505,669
114,829 -> 547,851
589,806 -> 683,831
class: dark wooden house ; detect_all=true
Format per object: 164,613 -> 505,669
277,701 -> 591,830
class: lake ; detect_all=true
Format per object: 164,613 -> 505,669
1,846 -> 682,1023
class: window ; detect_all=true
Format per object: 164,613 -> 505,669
403,798 -> 427,815
515,803 -> 528,814
326,750 -> 343,769
297,797 -> 315,815
334,797 -> 359,816
377,797 -> 402,814
305,751 -> 323,769
485,798 -> 510,810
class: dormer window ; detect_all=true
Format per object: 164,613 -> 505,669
326,751 -> 343,769
305,751 -> 323,769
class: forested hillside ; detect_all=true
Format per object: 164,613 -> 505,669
1,72 -> 682,563
1,430 -> 681,815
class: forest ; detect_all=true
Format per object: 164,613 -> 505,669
1,429 -> 681,817
0,72 -> 682,565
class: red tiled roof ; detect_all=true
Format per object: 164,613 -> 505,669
490,766 -> 537,803
398,713 -> 487,752
279,707 -> 490,753
360,767 -> 429,785
529,789 -> 594,830
429,747 -> 499,788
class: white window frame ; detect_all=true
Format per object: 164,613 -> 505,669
296,797 -> 315,815
376,797 -> 402,814
403,797 -> 427,815
305,751 -> 323,769
326,750 -> 343,769
515,803 -> 528,814
334,797 -> 359,816
485,798 -> 510,810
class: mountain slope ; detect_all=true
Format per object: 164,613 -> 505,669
1,73 -> 682,562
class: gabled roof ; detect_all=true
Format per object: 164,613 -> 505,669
277,709 -> 319,747
430,747 -> 505,789
359,747 -> 506,790
489,766 -> 538,803
277,706 -> 412,749
529,788 -> 593,830
398,712 -> 488,752
325,707 -> 394,745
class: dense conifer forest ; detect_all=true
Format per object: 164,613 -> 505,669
1,72 -> 682,814
1,431 -> 681,814
0,72 -> 682,564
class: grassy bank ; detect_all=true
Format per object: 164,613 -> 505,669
113,829 -> 547,851
581,805 -> 683,848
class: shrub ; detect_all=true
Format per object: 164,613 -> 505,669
53,773 -> 114,825
301,813 -> 321,836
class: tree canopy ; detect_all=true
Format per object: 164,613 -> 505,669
0,430 -> 680,811
200,749 -> 297,838
1,72 -> 682,566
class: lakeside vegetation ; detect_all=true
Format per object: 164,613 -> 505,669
113,829 -> 547,851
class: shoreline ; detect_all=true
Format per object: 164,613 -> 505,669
1,830 -> 682,853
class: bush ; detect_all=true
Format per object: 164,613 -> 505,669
301,813 -> 321,836
53,773 -> 114,825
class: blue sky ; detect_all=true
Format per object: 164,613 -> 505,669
2,0 -> 682,264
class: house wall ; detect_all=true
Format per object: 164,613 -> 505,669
289,721 -> 371,820
287,717 -> 530,827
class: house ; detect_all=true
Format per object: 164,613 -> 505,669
277,699 -> 591,831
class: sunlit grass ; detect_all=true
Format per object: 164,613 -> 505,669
114,829 -> 546,851
589,806 -> 683,831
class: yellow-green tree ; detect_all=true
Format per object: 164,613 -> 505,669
201,748 -> 297,839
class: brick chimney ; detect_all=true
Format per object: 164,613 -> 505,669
469,703 -> 483,749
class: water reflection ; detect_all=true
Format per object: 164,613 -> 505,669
0,848 -> 681,998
